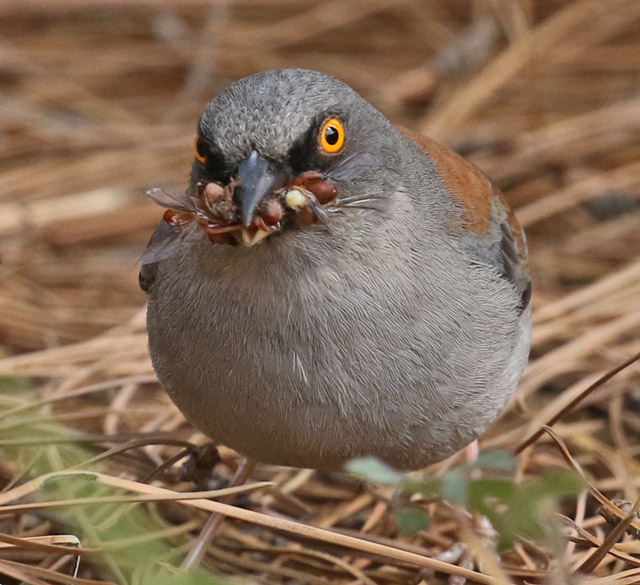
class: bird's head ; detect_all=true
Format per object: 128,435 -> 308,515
145,69 -> 401,256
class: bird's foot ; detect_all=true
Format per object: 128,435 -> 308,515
462,439 -> 479,464
161,441 -> 222,489
181,457 -> 256,570
420,512 -> 499,585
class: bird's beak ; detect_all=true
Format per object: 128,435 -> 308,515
235,150 -> 283,228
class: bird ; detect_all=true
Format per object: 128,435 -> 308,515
141,68 -> 531,473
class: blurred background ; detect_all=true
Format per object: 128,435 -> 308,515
1,1 -> 640,584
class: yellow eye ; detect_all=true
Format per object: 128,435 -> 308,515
319,117 -> 345,154
194,135 -> 207,164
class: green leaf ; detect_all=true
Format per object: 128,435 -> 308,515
473,450 -> 516,472
536,468 -> 584,496
395,507 -> 430,535
441,468 -> 468,504
153,568 -> 231,585
402,478 -> 443,497
398,460 -> 583,551
467,478 -> 516,517
494,469 -> 583,549
42,472 -> 99,490
346,457 -> 403,484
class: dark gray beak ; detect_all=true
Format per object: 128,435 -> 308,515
236,150 -> 282,228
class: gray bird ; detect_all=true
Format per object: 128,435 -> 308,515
141,68 -> 531,471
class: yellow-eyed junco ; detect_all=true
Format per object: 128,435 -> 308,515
141,68 -> 531,471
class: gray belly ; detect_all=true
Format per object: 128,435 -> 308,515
146,237 -> 530,470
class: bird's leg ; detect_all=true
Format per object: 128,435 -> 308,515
463,439 -> 479,463
432,512 -> 499,585
175,442 -> 221,487
181,457 -> 255,570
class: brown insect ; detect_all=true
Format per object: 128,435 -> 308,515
141,152 -> 378,265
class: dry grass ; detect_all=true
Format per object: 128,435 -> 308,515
1,0 -> 640,583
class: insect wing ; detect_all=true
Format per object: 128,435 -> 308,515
338,196 -> 393,212
325,152 -> 379,182
146,188 -> 198,215
305,192 -> 332,232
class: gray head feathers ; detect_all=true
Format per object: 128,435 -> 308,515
198,68 -> 392,167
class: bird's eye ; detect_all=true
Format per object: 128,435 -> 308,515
319,118 -> 345,154
194,135 -> 207,163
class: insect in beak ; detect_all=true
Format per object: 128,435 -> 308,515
141,151 -> 379,260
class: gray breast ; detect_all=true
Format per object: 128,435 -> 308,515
146,212 -> 530,469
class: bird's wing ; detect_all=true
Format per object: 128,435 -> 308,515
138,221 -> 182,294
398,126 -> 531,313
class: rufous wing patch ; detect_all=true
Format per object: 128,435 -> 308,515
397,126 -> 494,234
398,126 -> 531,310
